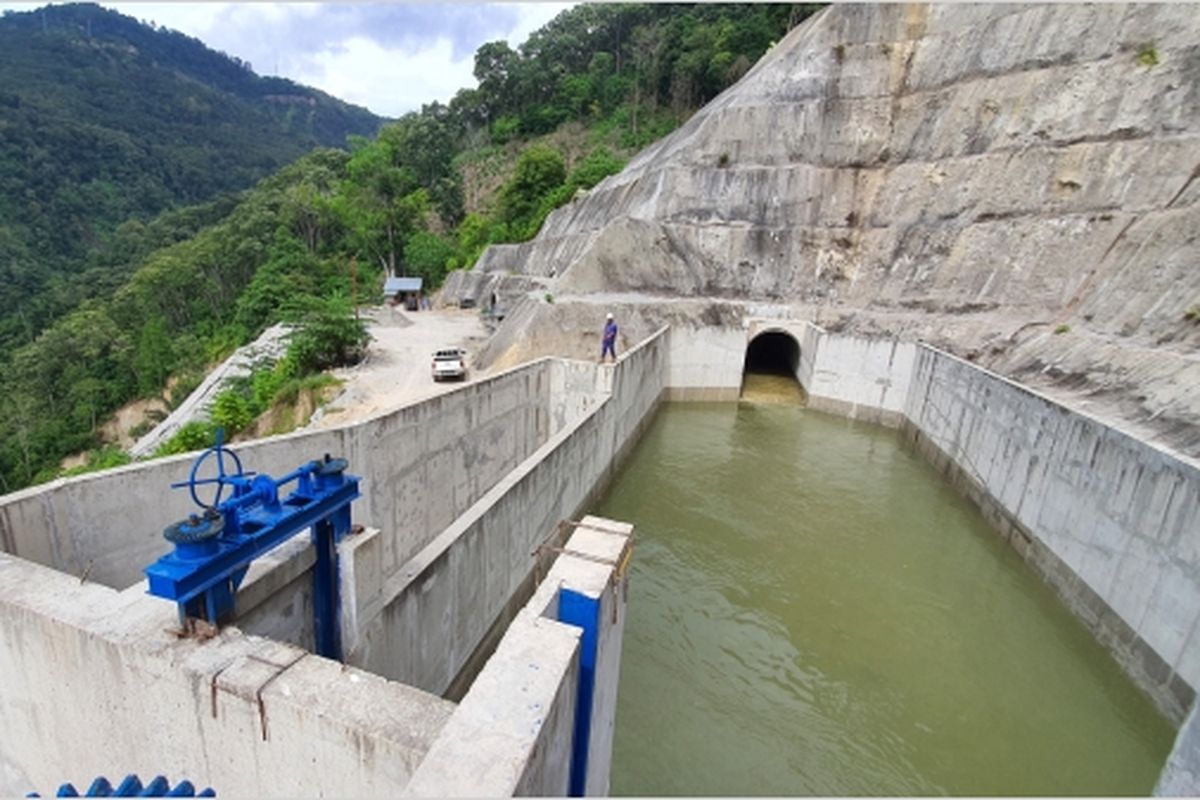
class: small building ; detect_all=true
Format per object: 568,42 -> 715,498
384,276 -> 423,310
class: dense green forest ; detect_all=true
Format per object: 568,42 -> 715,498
0,2 -> 382,352
0,2 -> 821,493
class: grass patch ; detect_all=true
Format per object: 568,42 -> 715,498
1054,324 -> 1071,335
1137,44 -> 1159,67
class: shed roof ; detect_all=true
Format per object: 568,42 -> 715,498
384,277 -> 423,294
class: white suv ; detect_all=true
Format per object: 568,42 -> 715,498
432,348 -> 468,382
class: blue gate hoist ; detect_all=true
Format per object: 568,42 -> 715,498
144,432 -> 360,660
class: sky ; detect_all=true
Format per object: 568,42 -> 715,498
0,2 -> 573,117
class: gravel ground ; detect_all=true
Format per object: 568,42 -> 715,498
304,305 -> 491,431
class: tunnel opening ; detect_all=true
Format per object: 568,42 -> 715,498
740,331 -> 805,403
744,331 -> 801,376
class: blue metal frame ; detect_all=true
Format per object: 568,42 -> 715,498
558,587 -> 602,797
144,436 -> 360,661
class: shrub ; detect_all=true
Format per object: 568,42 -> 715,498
283,293 -> 371,373
59,446 -> 133,478
154,421 -> 218,456
129,420 -> 155,439
211,389 -> 253,435
1054,324 -> 1071,335
1137,44 -> 1159,67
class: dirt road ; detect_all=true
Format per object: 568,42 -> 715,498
304,306 -> 491,431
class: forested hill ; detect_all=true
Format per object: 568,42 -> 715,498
0,2 -> 819,494
0,2 -> 383,351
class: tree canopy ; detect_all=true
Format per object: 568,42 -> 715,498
0,2 -> 821,493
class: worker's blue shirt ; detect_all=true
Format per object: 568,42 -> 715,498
603,321 -> 618,343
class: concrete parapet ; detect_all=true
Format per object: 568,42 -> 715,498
405,514 -> 633,797
0,554 -> 453,797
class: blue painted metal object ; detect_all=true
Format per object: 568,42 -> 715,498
558,587 -> 602,797
144,431 -> 360,660
27,773 -> 214,797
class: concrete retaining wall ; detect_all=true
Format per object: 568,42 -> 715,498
341,330 -> 668,695
805,325 -> 915,427
0,555 -> 454,797
666,324 -> 744,401
0,363 -> 555,591
902,346 -> 1200,723
789,328 -> 1200,724
405,515 -> 633,797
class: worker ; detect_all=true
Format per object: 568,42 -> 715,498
601,312 -> 618,363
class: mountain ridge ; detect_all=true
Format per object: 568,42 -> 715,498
0,2 -> 384,350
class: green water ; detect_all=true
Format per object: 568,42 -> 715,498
594,402 -> 1174,796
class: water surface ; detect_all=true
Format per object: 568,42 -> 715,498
594,401 -> 1173,795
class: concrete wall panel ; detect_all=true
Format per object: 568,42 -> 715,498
903,345 -> 1200,721
807,331 -> 915,426
667,324 -> 745,396
0,363 -> 555,592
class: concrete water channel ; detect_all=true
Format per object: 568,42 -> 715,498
2,319 -> 1199,795
597,396 -> 1172,795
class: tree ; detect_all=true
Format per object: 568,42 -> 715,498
498,145 -> 566,238
473,40 -> 519,121
568,148 -> 625,192
404,231 -> 455,287
338,135 -> 422,275
132,316 -> 174,396
283,293 -> 371,374
211,389 -> 252,434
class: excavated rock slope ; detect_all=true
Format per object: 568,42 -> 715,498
446,4 -> 1200,458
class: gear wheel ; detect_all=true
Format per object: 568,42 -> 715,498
163,510 -> 224,544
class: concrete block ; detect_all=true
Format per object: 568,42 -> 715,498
405,617 -> 581,798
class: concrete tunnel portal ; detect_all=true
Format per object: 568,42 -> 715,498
741,330 -> 805,400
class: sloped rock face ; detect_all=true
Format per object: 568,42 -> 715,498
447,4 -> 1200,457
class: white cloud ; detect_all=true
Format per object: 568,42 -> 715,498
300,35 -> 476,118
1,2 -> 576,117
142,3 -> 575,117
510,3 -> 574,45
